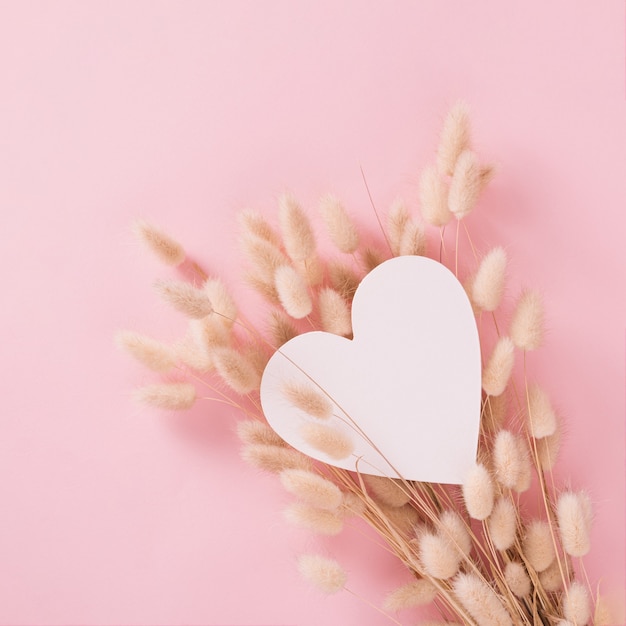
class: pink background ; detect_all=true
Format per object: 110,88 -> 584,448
1,2 -> 624,625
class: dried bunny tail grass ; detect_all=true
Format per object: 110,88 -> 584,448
463,463 -> 494,520
240,235 -> 289,283
360,246 -> 386,273
319,194 -> 360,254
241,443 -> 312,473
213,346 -> 261,394
328,262 -> 360,300
527,383 -> 557,439
419,164 -> 452,227
237,420 -> 286,448
487,496 -> 517,551
594,593 -> 613,626
510,289 -> 544,351
203,278 -> 237,324
557,491 -> 592,557
440,510 -> 472,557
482,337 -> 515,396
154,279 -> 214,319
418,529 -> 462,579
363,475 -> 410,508
380,502 -> 419,536
493,430 -> 523,489
132,219 -> 185,266
536,422 -> 562,471
268,310 -> 299,347
175,333 -> 214,373
318,287 -> 352,336
190,315 -> 231,351
244,343 -> 270,381
504,562 -> 531,598
134,382 -> 196,410
282,381 -> 333,420
284,502 -> 344,535
245,272 -> 281,305
278,193 -> 316,262
387,198 -> 411,255
563,581 -> 591,625
452,572 -> 513,626
341,491 -> 367,517
482,392 -> 508,432
297,554 -> 346,594
399,221 -> 426,256
538,557 -> 564,592
512,437 -> 532,493
297,254 -> 324,286
437,101 -> 471,177
448,150 -> 482,220
237,209 -> 282,248
280,469 -> 342,510
300,422 -> 354,460
275,265 -> 313,319
116,331 -> 177,372
472,247 -> 507,311
522,520 -> 556,572
382,579 -> 437,611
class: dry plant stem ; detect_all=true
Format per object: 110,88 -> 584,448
360,164 -> 393,255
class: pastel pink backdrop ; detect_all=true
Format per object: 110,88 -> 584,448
1,2 -> 624,625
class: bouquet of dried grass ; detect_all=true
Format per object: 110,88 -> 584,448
119,104 -> 610,626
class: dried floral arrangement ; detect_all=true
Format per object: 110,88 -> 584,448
118,104 -> 610,626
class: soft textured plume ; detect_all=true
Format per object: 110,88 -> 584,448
440,510 -> 472,557
512,437 -> 532,493
244,272 -> 281,305
282,381 -> 333,420
448,150 -> 482,220
382,579 -> 437,611
134,382 -> 196,410
190,314 -> 231,351
341,491 -> 367,517
240,234 -> 288,284
298,255 -> 324,286
236,420 -> 286,448
379,503 -> 419,537
482,337 -> 515,396
268,310 -> 299,348
116,330 -> 176,372
278,193 -> 316,262
284,502 -> 344,535
536,423 -> 562,471
300,422 -> 354,460
241,443 -> 311,474
557,490 -> 592,557
436,101 -> 471,177
510,289 -> 544,351
522,520 -> 555,572
360,246 -> 386,273
133,219 -> 185,266
482,392 -> 508,432
175,332 -> 214,373
399,221 -> 426,256
297,554 -> 346,594
275,265 -> 313,319
387,199 -> 411,255
527,383 -> 557,439
463,463 -> 495,520
472,247 -> 507,311
419,165 -> 452,227
328,262 -> 360,300
418,529 -> 462,579
213,346 -> 261,394
237,209 -> 282,248
504,562 -> 531,598
487,496 -> 517,551
203,278 -> 237,324
363,475 -> 410,508
280,469 -> 342,510
563,581 -> 590,626
318,287 -> 352,336
538,557 -> 564,592
493,430 -> 523,489
154,279 -> 214,319
452,572 -> 513,626
319,194 -> 360,254
594,593 -> 612,626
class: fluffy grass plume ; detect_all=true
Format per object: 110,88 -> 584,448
363,475 -> 411,508
190,314 -> 231,352
419,164 -> 452,227
463,463 -> 495,520
275,265 -> 313,319
212,346 -> 261,394
319,194 -> 360,254
536,423 -> 562,471
380,502 -> 419,536
482,392 -> 508,432
512,437 -> 532,493
482,337 -> 515,396
134,382 -> 196,410
360,246 -> 385,273
283,381 -> 333,420
472,247 -> 507,311
594,594 -> 613,626
436,101 -> 471,177
238,208 -> 282,248
563,581 -> 591,625
133,219 -> 185,266
440,510 -> 472,557
522,520 -> 556,572
557,491 -> 592,557
452,572 -> 513,626
504,562 -> 531,598
487,496 -> 517,551
280,469 -> 342,510
382,579 -> 437,611
328,261 -> 360,300
418,529 -> 462,579
387,199 -> 411,255
300,422 -> 354,460
268,310 -> 299,347
116,330 -> 176,372
510,289 -> 544,351
538,558 -> 564,592
236,420 -> 286,448
203,278 -> 237,324
399,221 -> 426,256
284,502 -> 344,535
297,554 -> 346,594
448,150 -> 482,220
318,287 -> 352,336
241,443 -> 312,474
278,193 -> 316,262
154,279 -> 214,319
493,430 -> 523,489
240,234 -> 288,283
527,383 -> 557,439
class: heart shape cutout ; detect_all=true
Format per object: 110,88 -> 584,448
259,256 -> 481,484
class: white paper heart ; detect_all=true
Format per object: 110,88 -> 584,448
259,255 -> 481,484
